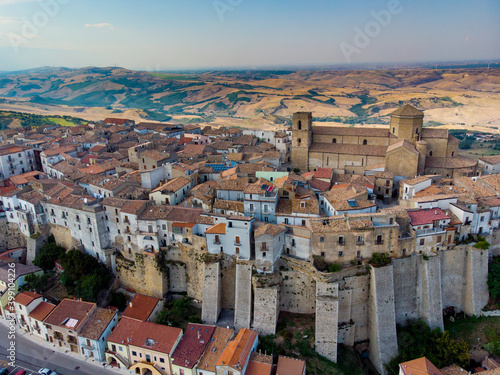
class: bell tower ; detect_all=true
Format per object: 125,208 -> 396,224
390,104 -> 424,145
291,112 -> 312,172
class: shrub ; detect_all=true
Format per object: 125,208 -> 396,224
328,262 -> 342,273
370,252 -> 392,267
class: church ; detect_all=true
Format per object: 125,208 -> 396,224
291,104 -> 478,178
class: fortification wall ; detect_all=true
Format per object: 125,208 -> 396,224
420,255 -> 444,330
234,263 -> 253,331
341,274 -> 370,342
0,220 -> 27,251
368,265 -> 398,375
50,225 -> 79,250
440,247 -> 467,311
393,256 -> 420,324
315,282 -> 339,363
201,262 -> 221,324
465,247 -> 489,316
253,284 -> 280,336
115,254 -> 167,299
280,269 -> 316,314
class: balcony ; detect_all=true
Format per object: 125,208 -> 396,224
356,241 -> 364,246
375,240 -> 384,246
234,241 -> 241,246
415,227 -> 446,237
213,240 -> 221,245
67,335 -> 78,345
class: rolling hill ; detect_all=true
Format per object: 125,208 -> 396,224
0,66 -> 499,131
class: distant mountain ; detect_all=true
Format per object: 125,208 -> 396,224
0,66 -> 498,129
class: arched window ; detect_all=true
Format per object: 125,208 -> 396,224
451,151 -> 454,157
429,151 -> 433,156
363,139 -> 367,145
298,138 -> 301,145
332,138 -> 337,144
298,120 -> 302,130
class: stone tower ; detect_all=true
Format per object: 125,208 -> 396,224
416,140 -> 428,176
291,112 -> 312,172
390,104 -> 424,144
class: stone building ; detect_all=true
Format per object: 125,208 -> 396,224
291,105 -> 478,178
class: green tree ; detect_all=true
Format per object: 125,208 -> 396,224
474,240 -> 491,250
33,238 -> 65,271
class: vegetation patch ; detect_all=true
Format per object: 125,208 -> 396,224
155,296 -> 201,329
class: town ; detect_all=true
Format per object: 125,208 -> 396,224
0,104 -> 498,375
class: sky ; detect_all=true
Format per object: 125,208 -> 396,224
0,0 -> 499,71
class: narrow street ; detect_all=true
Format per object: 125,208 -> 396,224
0,323 -> 119,375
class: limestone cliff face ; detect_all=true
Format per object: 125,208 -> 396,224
0,219 -> 27,251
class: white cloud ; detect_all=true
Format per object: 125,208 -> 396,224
0,16 -> 21,24
84,23 -> 115,30
0,0 -> 42,5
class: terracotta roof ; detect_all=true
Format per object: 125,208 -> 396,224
480,155 -> 500,165
441,364 -> 468,375
141,149 -> 171,162
374,171 -> 393,179
127,321 -> 182,355
276,355 -> 306,375
391,104 -> 424,117
78,307 -> 116,341
122,294 -> 161,322
246,357 -> 272,375
171,324 -> 216,369
313,167 -> 333,180
386,139 -> 419,156
197,215 -> 215,225
402,176 -> 432,186
255,224 -> 284,238
399,357 -> 442,375
44,299 -> 96,330
310,178 -> 331,191
14,291 -> 41,306
216,328 -> 258,370
407,208 -> 449,226
421,128 -> 449,139
107,316 -> 142,345
244,178 -> 273,194
197,327 -> 233,373
456,177 -> 497,198
481,174 -> 500,193
29,301 -> 56,321
138,205 -> 173,220
206,223 -> 226,235
425,156 -> 477,169
217,178 -> 249,192
309,142 -> 387,157
166,206 -> 202,223
151,177 -> 190,194
121,200 -> 149,215
311,126 -> 391,137
213,199 -> 244,213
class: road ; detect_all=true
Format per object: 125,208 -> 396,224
0,323 -> 118,375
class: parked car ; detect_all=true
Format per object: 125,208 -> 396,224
14,370 -> 27,375
38,369 -> 57,375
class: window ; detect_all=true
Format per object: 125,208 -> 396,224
301,220 -> 306,226
357,251 -> 361,258
437,235 -> 442,243
363,139 -> 367,145
451,151 -> 454,157
160,358 -> 165,363
420,239 -> 425,246
236,247 -> 240,254
263,252 -> 266,257
215,235 -> 220,244
262,242 -> 267,250
298,138 -> 301,144
228,221 -> 232,228
132,351 -> 137,356
320,236 -> 324,243
250,203 -> 254,211
357,235 -> 363,245
300,202 -> 305,208
235,236 -> 240,245
339,251 -> 343,257
264,204 -> 268,213
298,120 -> 302,130
392,127 -> 395,134
376,235 -> 382,245
338,236 -> 345,245
332,138 -> 336,143
284,218 -> 289,224
292,239 -> 296,247
480,216 -> 485,222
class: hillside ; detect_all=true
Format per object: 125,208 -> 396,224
0,66 -> 499,131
